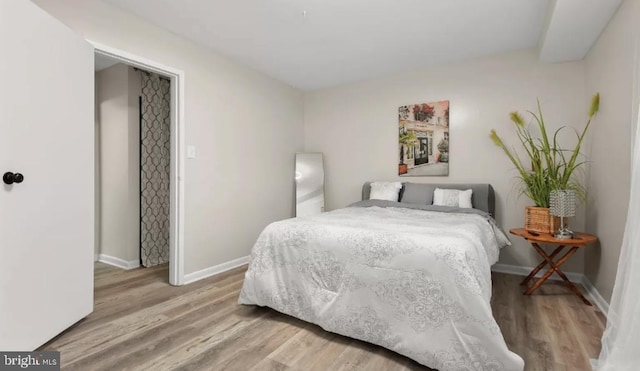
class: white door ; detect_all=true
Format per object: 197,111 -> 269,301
0,0 -> 94,350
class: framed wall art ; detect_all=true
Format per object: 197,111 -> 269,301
398,100 -> 449,176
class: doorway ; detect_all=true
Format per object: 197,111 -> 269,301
93,43 -> 185,285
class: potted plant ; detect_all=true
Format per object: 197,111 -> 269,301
489,93 -> 600,233
399,131 -> 417,174
437,138 -> 449,163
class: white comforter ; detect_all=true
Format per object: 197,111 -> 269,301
238,204 -> 525,371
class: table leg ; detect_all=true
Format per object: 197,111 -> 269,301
520,244 -> 565,285
526,244 -> 576,294
525,245 -> 592,306
554,267 -> 592,306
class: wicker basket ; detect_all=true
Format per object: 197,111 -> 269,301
525,206 -> 562,234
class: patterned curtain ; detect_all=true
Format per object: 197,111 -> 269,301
140,72 -> 170,267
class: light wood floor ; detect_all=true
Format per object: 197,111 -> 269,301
41,263 -> 605,371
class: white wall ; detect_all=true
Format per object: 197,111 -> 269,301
95,63 -> 140,263
304,49 -> 588,271
33,0 -> 304,275
583,0 -> 640,302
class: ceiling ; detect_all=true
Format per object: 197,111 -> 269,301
102,0 -> 620,91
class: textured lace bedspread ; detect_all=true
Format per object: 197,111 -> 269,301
238,204 -> 524,371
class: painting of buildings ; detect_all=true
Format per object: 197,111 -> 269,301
398,100 -> 449,176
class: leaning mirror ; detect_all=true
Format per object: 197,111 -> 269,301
295,153 -> 325,217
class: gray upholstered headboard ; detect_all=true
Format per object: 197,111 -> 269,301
362,182 -> 496,217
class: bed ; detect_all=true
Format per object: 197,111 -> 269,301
238,182 -> 525,371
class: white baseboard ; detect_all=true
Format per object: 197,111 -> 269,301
580,275 -> 610,316
98,254 -> 140,270
491,263 -> 584,283
491,263 -> 609,317
183,255 -> 249,285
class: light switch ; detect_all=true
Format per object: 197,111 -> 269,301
187,145 -> 196,159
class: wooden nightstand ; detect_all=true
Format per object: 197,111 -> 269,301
509,228 -> 597,305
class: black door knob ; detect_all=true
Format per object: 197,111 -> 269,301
3,172 -> 24,185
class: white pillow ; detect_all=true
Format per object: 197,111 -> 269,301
369,182 -> 402,202
433,188 -> 473,208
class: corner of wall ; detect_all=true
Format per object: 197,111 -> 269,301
581,0 -> 639,304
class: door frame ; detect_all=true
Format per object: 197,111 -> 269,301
91,41 -> 186,286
